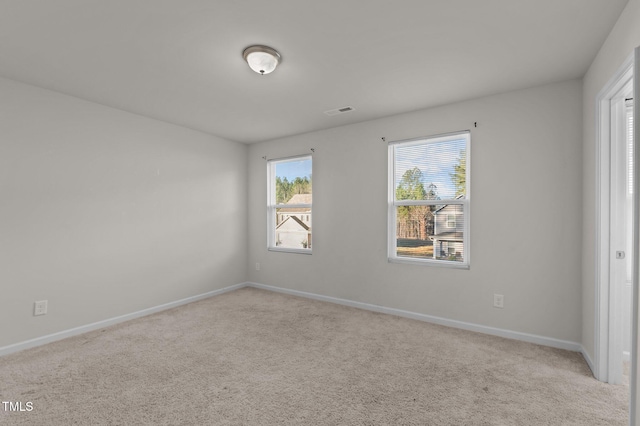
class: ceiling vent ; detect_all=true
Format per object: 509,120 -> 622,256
324,106 -> 355,116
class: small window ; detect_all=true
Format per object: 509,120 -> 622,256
267,155 -> 312,253
446,214 -> 456,228
388,131 -> 470,267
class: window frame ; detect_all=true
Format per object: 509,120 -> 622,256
267,154 -> 313,255
446,214 -> 456,228
387,131 -> 470,268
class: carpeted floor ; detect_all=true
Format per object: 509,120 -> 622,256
0,287 -> 629,425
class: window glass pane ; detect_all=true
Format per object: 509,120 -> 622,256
275,208 -> 312,249
395,204 -> 464,261
395,205 -> 434,259
431,204 -> 464,261
394,138 -> 466,201
275,158 -> 312,204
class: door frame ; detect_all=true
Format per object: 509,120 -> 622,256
631,46 -> 639,426
595,53 -> 633,384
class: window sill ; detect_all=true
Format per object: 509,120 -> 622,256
268,247 -> 312,255
388,256 -> 469,269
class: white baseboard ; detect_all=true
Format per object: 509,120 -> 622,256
581,347 -> 595,375
0,282 -> 247,357
247,282 -> 584,353
1,281 -> 589,367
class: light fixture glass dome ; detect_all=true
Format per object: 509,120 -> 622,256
243,45 -> 281,75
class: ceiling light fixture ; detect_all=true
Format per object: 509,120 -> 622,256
242,45 -> 281,75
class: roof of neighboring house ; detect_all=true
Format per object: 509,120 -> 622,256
279,193 -> 312,213
276,215 -> 310,231
434,194 -> 465,214
287,194 -> 312,204
429,232 -> 463,242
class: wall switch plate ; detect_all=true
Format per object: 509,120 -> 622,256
255,263 -> 260,271
34,300 -> 48,316
493,294 -> 504,309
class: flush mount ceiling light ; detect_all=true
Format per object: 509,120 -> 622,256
242,45 -> 281,75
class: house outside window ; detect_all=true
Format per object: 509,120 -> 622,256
388,131 -> 470,267
267,155 -> 312,253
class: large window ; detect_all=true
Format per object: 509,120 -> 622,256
388,131 -> 470,267
267,155 -> 312,253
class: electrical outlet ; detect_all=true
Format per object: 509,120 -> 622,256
34,300 -> 48,316
255,262 -> 260,271
493,294 -> 504,309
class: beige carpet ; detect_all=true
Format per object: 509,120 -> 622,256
0,287 -> 628,425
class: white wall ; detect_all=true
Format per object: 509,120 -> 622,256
0,77 -> 247,348
582,0 -> 640,362
248,79 -> 583,343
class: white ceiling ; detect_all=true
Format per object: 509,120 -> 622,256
0,0 -> 629,143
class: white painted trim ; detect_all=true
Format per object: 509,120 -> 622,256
595,52 -> 634,383
2,281 -> 592,372
388,256 -> 470,270
247,282 -> 583,353
0,282 -> 248,357
267,247 -> 312,255
630,45 -> 640,426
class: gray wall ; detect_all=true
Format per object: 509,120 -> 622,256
581,0 -> 640,362
0,77 -> 248,348
248,79 -> 583,343
4,0 -> 636,353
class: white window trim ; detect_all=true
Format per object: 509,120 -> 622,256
267,155 -> 313,254
387,131 -> 470,268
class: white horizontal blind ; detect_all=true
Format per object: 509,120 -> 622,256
388,132 -> 470,266
628,99 -> 634,196
267,155 -> 312,253
626,99 -> 634,282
